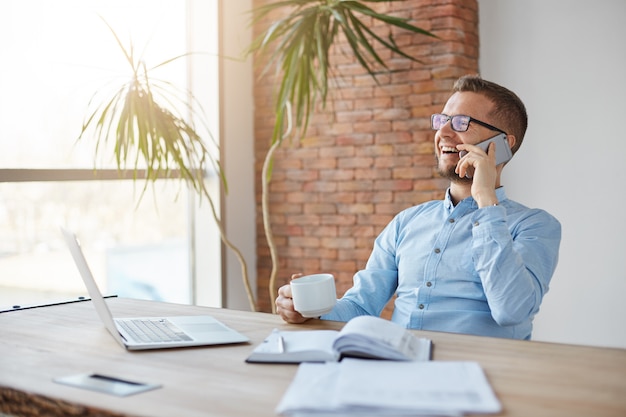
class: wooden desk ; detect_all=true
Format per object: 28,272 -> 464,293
0,298 -> 624,417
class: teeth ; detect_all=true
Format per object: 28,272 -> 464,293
441,146 -> 458,153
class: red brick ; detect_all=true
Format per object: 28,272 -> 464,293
374,179 -> 414,191
356,144 -> 393,157
321,259 -> 358,274
377,84 -> 413,97
339,87 -> 376,100
304,247 -> 338,260
321,237 -> 355,249
304,203 -> 337,215
355,191 -> 393,203
354,121 -> 392,135
303,225 -> 338,237
354,239 -> 377,252
286,192 -> 318,204
412,178 -> 450,191
338,225 -> 376,238
375,131 -> 413,144
319,169 -> 354,182
320,214 -> 357,226
336,134 -> 374,146
283,169 -> 319,182
287,258 -> 321,272
287,215 -> 321,226
338,203 -> 374,215
376,202 -> 416,215
355,168 -> 391,181
270,203 -> 303,215
374,108 -> 411,121
355,97 -> 394,111
336,110 -> 373,123
269,181 -> 304,193
337,157 -> 374,169
320,146 -> 355,158
337,181 -> 375,192
320,192 -> 356,204
289,236 -> 320,248
374,156 -> 413,169
303,158 -> 337,170
303,181 -> 338,193
356,214 -> 395,228
393,166 -> 432,179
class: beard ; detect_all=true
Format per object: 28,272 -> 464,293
435,155 -> 472,184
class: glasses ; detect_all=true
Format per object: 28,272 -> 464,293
431,113 -> 506,134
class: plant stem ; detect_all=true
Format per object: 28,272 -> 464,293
263,139 -> 282,314
205,191 -> 258,312
263,102 -> 293,314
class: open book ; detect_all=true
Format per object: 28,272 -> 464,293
245,315 -> 432,363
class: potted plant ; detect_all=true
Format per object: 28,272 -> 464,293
247,0 -> 437,312
78,19 -> 257,311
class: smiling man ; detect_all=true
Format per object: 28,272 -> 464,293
276,75 -> 562,340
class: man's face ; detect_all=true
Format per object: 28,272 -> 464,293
434,91 -> 497,182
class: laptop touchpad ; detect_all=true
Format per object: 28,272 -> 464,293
183,323 -> 232,334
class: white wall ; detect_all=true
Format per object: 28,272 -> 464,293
479,0 -> 626,348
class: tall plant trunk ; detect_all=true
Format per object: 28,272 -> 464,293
263,103 -> 293,314
262,140 -> 281,314
206,193 -> 257,312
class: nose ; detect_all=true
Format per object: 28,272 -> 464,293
438,117 -> 455,135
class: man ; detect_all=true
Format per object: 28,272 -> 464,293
275,75 -> 561,339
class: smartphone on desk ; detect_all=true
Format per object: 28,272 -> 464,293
459,132 -> 512,166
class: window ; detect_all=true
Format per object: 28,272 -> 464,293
0,0 -> 221,310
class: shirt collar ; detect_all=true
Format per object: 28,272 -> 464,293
444,187 -> 508,212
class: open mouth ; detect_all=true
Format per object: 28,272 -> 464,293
440,146 -> 459,156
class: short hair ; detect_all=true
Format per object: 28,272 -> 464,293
453,75 -> 528,154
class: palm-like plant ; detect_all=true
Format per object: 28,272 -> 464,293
79,20 -> 257,311
248,0 -> 437,312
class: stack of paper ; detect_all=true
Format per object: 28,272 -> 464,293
276,359 -> 501,416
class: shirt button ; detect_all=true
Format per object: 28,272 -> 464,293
426,282 -> 432,287
473,221 -> 480,227
448,218 -> 455,223
418,304 -> 425,310
434,248 -> 441,254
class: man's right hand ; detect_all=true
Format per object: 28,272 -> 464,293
275,280 -> 310,324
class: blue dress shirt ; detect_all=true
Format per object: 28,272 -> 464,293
322,187 -> 561,340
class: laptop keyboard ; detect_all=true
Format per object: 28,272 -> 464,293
117,318 -> 193,343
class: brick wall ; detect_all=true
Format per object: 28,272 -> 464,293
252,0 -> 479,313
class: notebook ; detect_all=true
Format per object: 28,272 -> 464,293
61,227 -> 249,350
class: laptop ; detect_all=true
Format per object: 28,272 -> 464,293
61,227 -> 249,350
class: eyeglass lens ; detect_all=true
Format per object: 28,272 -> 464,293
431,114 -> 470,132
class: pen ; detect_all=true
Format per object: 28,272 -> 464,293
277,333 -> 285,353
273,329 -> 285,353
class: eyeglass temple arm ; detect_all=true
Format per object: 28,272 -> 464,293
469,117 -> 507,134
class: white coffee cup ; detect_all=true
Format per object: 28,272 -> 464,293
290,273 -> 337,318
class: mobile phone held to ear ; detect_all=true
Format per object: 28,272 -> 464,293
459,132 -> 512,166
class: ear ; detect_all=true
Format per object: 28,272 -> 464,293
506,134 -> 517,153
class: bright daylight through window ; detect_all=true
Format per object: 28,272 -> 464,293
0,1 -> 220,310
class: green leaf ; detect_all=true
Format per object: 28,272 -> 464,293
77,19 -> 227,203
248,0 -> 438,147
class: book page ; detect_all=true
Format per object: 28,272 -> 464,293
246,329 -> 339,363
279,330 -> 338,354
333,315 -> 430,361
